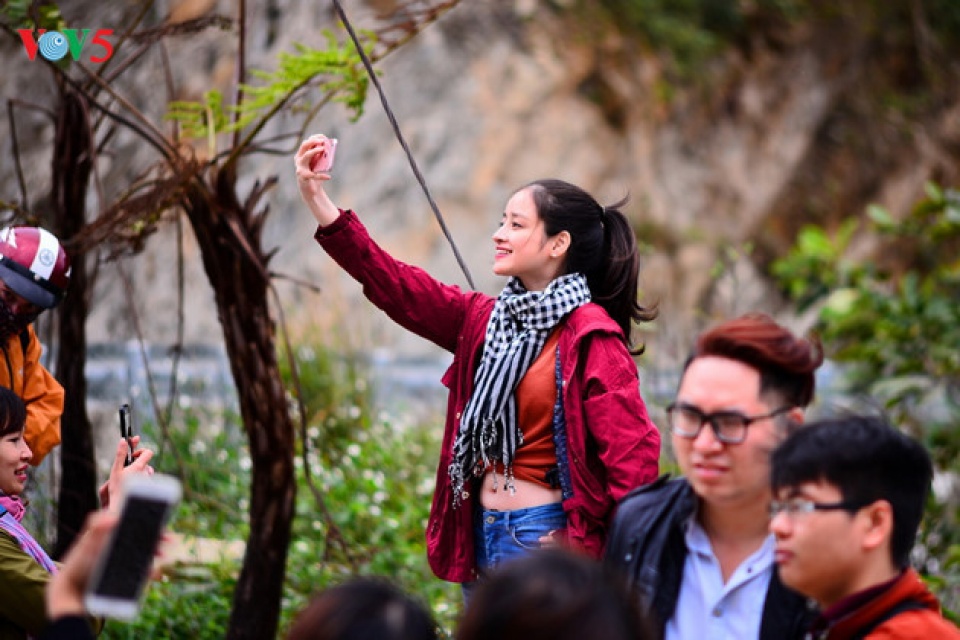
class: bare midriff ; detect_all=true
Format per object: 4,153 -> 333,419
479,473 -> 563,510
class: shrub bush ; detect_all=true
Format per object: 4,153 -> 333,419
101,341 -> 459,639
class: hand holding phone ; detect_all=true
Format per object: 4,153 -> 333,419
46,510 -> 118,620
99,436 -> 156,511
118,404 -> 134,467
84,473 -> 181,621
308,137 -> 337,173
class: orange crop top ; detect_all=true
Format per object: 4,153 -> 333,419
488,328 -> 561,489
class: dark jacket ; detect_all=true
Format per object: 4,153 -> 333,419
316,210 -> 661,583
604,475 -> 814,639
39,617 -> 94,640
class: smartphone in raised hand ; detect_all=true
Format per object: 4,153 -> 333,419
118,404 -> 134,466
309,137 -> 337,173
84,473 -> 181,621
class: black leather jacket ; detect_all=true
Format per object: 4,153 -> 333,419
603,475 -> 815,639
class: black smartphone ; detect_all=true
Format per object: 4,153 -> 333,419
118,404 -> 134,466
84,474 -> 182,620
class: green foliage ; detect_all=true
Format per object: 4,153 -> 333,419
770,219 -> 860,311
0,0 -> 70,70
109,341 -> 458,638
278,341 -> 459,636
0,1 -> 64,29
165,31 -> 371,143
281,410 -> 459,636
278,343 -> 373,467
165,90 -> 231,147
140,407 -> 249,539
775,184 -> 960,400
244,34 -> 372,124
772,182 -> 960,614
593,0 -> 737,77
102,564 -> 237,639
926,0 -> 960,48
589,0 -> 803,80
863,0 -> 960,56
580,0 -> 960,98
98,408 -> 246,639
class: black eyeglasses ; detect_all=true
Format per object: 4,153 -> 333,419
769,498 -> 868,519
665,402 -> 792,444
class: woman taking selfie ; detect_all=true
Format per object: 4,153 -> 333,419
295,134 -> 660,591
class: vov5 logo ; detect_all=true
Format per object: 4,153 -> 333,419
18,29 -> 114,63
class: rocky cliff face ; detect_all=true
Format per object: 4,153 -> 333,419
2,0 -> 958,372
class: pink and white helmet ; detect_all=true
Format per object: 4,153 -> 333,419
0,227 -> 71,309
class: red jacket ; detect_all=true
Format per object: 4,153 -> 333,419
316,211 -> 661,583
812,568 -> 959,639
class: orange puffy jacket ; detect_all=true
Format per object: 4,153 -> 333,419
0,325 -> 63,466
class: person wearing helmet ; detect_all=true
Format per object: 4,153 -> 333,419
0,227 -> 70,466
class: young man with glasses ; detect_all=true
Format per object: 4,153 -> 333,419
605,313 -> 822,639
769,414 -> 959,639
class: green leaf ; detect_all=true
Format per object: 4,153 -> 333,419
945,192 -> 960,223
797,225 -> 833,256
822,287 -> 860,316
867,204 -> 894,227
163,30 -> 372,142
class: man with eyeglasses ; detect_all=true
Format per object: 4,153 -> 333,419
604,313 -> 822,640
769,414 -> 959,639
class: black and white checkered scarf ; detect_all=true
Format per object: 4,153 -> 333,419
449,273 -> 591,507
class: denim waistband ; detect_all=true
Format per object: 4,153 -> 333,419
478,501 -> 565,526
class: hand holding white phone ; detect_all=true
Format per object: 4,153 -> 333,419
83,473 -> 181,621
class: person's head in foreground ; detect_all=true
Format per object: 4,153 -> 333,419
771,414 -> 960,638
285,577 -> 438,640
457,548 -> 655,640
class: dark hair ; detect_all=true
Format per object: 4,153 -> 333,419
286,577 -> 438,640
456,549 -> 655,640
684,313 -> 823,407
0,387 -> 26,438
771,414 -> 933,569
524,179 -> 657,351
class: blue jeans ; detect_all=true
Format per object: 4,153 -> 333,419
474,502 -> 566,572
462,502 -> 566,603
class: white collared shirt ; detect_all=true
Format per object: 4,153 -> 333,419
665,515 -> 775,640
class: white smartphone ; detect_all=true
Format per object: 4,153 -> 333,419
84,473 -> 182,621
